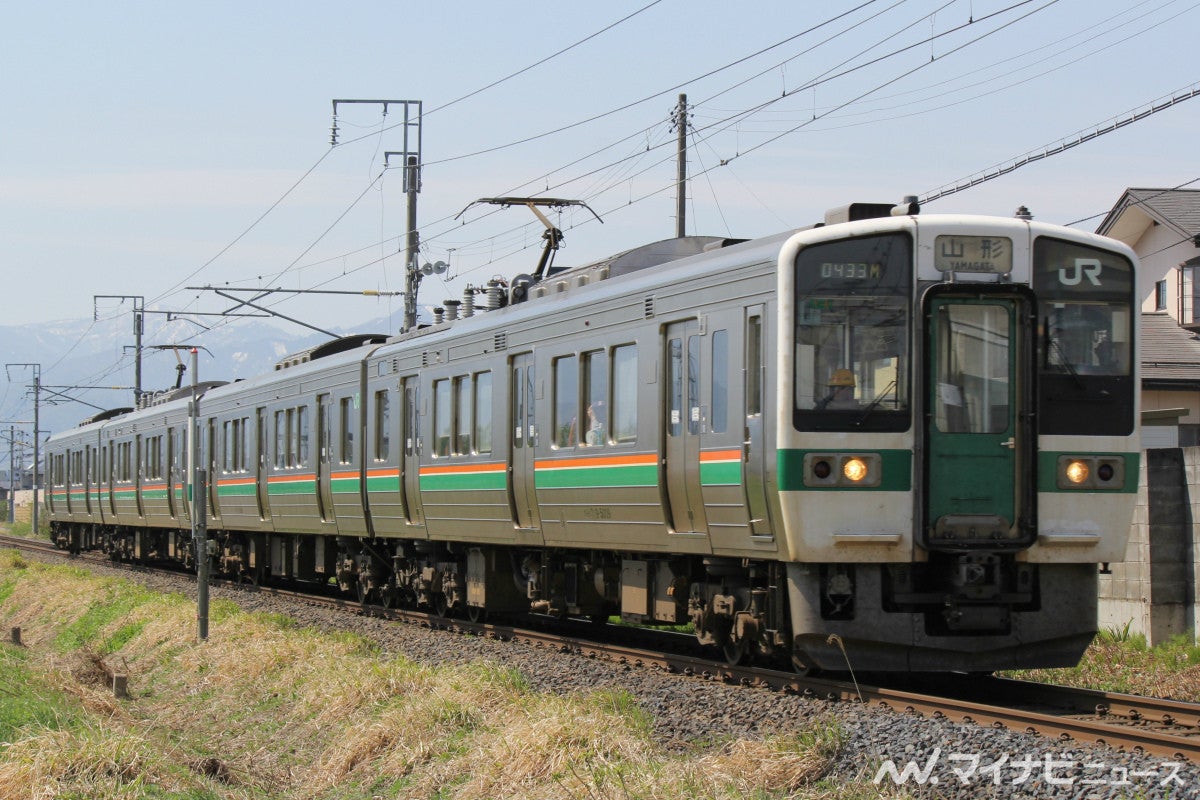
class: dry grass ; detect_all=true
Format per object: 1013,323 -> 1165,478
0,551 -> 849,799
1009,628 -> 1200,700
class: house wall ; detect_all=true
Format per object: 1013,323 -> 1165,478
1142,389 -> 1200,429
1135,224 -> 1196,317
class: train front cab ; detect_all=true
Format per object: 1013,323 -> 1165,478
779,217 -> 1139,672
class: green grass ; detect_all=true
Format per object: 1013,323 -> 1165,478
0,645 -> 84,742
54,581 -> 158,654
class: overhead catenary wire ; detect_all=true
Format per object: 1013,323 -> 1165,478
49,2 -> 1196,400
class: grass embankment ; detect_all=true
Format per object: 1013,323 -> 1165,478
0,551 -> 860,800
1008,625 -> 1200,699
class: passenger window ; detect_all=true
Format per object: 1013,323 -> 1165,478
582,351 -> 607,447
297,407 -> 309,466
553,355 -> 578,448
747,316 -> 763,416
434,379 -> 451,457
474,371 -> 492,454
374,390 -> 390,461
454,376 -> 472,455
612,344 -> 637,443
712,330 -> 728,433
339,397 -> 354,464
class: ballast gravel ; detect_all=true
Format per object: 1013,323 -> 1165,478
23,552 -> 1200,799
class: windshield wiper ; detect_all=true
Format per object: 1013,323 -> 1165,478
855,380 -> 898,427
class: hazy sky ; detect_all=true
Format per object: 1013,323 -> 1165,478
2,0 -> 1197,343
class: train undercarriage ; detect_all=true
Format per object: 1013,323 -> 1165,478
50,521 -> 1095,673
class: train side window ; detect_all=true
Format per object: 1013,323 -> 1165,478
712,329 -> 728,433
434,379 -> 451,457
512,366 -> 525,449
553,355 -> 579,448
284,409 -> 295,467
474,371 -> 492,454
240,417 -> 248,472
612,344 -> 637,443
687,335 -> 701,435
582,351 -> 607,447
339,397 -> 353,464
273,411 -> 284,468
667,337 -> 683,437
747,316 -> 763,416
374,390 -> 390,461
223,421 -> 232,473
297,406 -> 310,466
454,375 -> 472,455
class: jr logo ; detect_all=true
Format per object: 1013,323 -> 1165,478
1058,258 -> 1102,286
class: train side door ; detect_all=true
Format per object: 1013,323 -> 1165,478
509,353 -> 540,530
924,295 -> 1033,548
165,432 -> 176,519
135,435 -> 145,518
742,308 -> 773,536
255,407 -> 271,521
401,377 -> 424,525
316,394 -> 334,523
663,320 -> 708,534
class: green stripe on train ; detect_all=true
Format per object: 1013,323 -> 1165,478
366,475 -> 401,493
699,460 -> 741,486
268,479 -> 316,496
421,471 -> 507,492
535,463 -> 658,490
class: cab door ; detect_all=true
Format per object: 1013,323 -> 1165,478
924,295 -> 1033,548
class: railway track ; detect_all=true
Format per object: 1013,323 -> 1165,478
4,531 -> 1200,761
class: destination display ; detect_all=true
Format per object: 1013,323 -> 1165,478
819,261 -> 883,280
934,235 -> 1013,274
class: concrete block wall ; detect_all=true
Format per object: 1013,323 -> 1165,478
1099,447 -> 1197,645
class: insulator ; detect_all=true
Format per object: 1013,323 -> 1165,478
462,288 -> 476,318
444,300 -> 461,321
487,281 -> 504,310
433,307 -> 444,324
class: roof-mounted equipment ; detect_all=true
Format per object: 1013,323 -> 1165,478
456,197 -> 603,303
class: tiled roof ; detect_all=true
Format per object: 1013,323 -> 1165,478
1141,312 -> 1200,385
1098,188 -> 1200,241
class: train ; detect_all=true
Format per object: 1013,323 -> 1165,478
44,198 -> 1140,673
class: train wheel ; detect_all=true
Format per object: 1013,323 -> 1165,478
356,580 -> 369,605
467,604 -> 486,623
434,593 -> 450,618
722,636 -> 748,666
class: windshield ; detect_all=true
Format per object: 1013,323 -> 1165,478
793,233 -> 912,432
1034,237 -> 1135,435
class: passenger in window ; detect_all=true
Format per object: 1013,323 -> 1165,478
585,402 -> 606,446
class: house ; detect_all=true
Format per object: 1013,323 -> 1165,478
1095,188 -> 1200,643
1097,188 -> 1200,444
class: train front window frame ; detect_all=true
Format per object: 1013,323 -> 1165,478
793,233 -> 913,433
1034,237 -> 1135,436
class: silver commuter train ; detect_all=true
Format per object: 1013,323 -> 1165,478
45,200 -> 1140,672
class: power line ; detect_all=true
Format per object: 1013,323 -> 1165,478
920,82 -> 1200,205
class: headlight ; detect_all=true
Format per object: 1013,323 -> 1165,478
1064,460 -> 1089,485
843,457 -> 869,483
803,453 -> 881,488
1056,455 -> 1125,490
